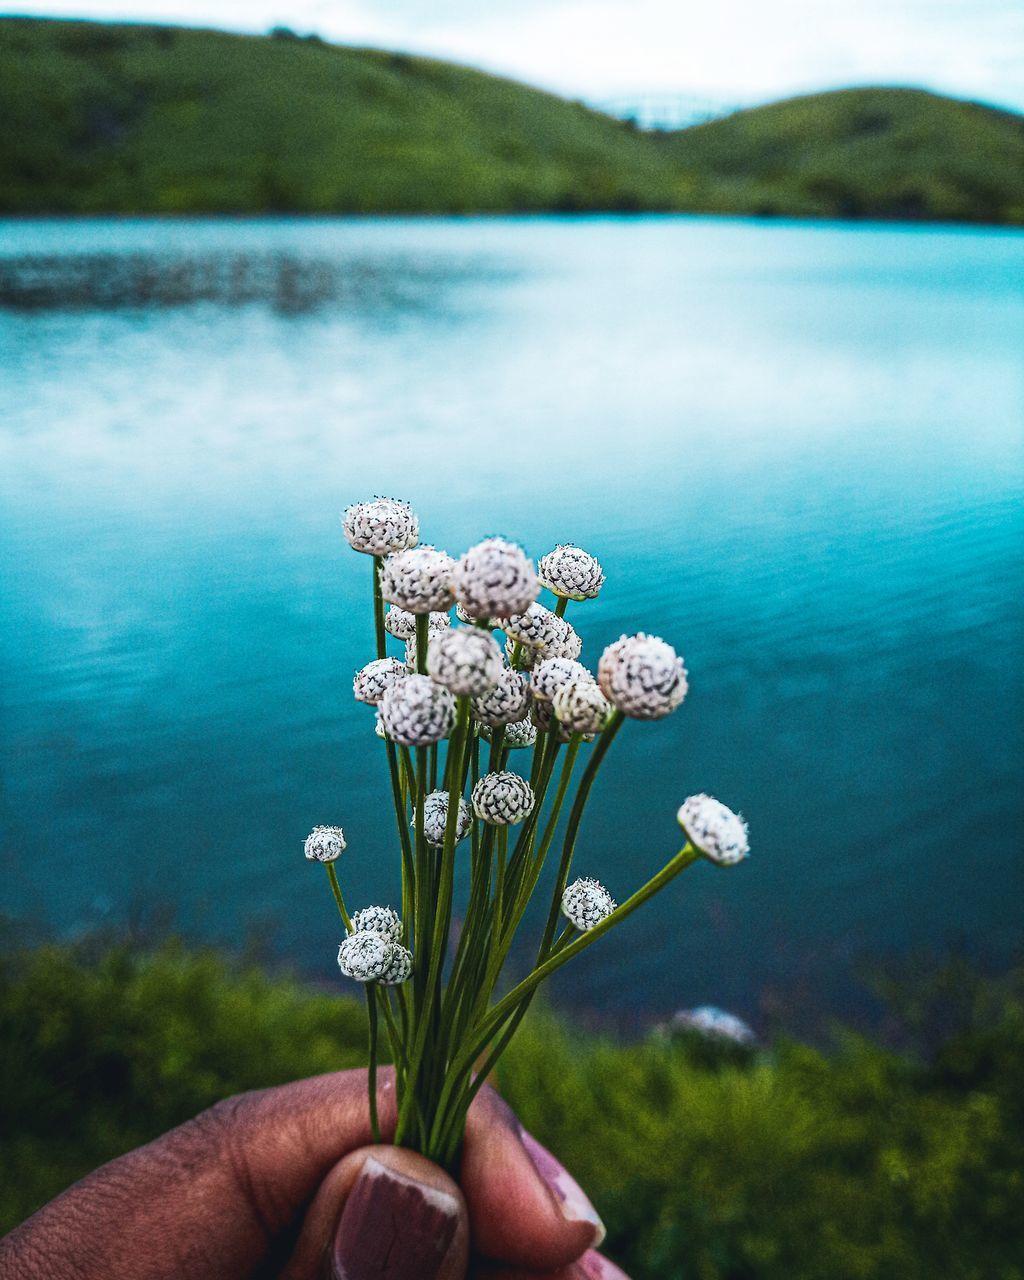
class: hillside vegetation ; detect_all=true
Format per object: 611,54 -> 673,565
2,939 -> 1023,1279
0,17 -> 1022,223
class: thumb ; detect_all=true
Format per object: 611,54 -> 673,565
280,1145 -> 468,1280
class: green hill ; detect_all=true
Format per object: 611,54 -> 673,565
1,17 -> 1022,223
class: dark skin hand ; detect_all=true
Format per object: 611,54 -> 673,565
0,1068 -> 628,1280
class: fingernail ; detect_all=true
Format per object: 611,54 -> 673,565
575,1250 -> 631,1280
332,1156 -> 461,1280
518,1127 -> 606,1247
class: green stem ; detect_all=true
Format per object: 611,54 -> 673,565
326,863 -> 353,932
373,557 -> 387,660
415,613 -> 428,675
553,596 -> 569,618
366,987 -> 382,1143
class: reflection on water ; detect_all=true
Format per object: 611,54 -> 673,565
1,216 -> 1022,1029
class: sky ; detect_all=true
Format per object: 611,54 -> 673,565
5,0 -> 1024,112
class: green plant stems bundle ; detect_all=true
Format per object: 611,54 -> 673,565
321,510 -> 745,1168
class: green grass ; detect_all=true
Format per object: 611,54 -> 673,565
2,937 -> 1023,1278
1,17 -> 1022,223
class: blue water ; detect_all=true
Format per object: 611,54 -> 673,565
1,216 -> 1022,1029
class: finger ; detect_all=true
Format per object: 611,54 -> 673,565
0,1068 -> 395,1280
280,1146 -> 467,1280
473,1249 -> 631,1280
460,1088 -> 606,1269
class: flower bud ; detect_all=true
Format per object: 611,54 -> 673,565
598,633 -> 688,720
531,656 -> 592,703
353,657 -> 408,706
677,794 -> 749,865
304,825 -> 346,863
553,677 -> 611,735
472,770 -> 535,825
480,716 -> 538,748
350,905 -> 403,941
561,877 -> 617,931
538,544 -> 605,601
453,538 -> 538,620
471,667 -> 530,727
385,606 -> 450,641
380,545 -> 455,614
379,673 -> 455,746
415,789 -> 472,847
427,627 -> 503,697
337,931 -> 392,982
342,498 -> 418,556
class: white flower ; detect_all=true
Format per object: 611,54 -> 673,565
561,877 -> 617,930
350,905 -> 403,941
671,1006 -> 756,1046
677,794 -> 750,866
427,627 -> 503,696
353,657 -> 408,706
544,620 -> 583,661
531,656 -> 592,703
505,603 -> 564,652
538,544 -> 605,601
453,538 -> 538,620
304,825 -> 346,862
598,633 -> 688,720
342,498 -> 418,556
380,545 -> 455,614
471,667 -> 530,726
337,931 -> 392,982
553,677 -> 611,735
379,943 -> 414,986
415,790 -> 472,846
505,635 -> 538,670
480,717 -> 538,748
472,771 -> 535,825
532,698 -> 590,742
385,606 -> 450,641
379,674 -> 455,746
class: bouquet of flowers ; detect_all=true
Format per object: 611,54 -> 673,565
305,497 -> 749,1170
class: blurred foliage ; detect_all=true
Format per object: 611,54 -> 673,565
2,939 -> 1022,1277
0,18 -> 1021,223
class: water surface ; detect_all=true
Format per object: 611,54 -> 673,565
1,216 -> 1021,1029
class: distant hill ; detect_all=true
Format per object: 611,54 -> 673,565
1,18 -> 1021,224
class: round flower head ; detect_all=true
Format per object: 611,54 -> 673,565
353,657 -> 408,706
553,677 -> 611,735
350,905 -> 402,942
598,633 -> 688,720
379,943 -> 413,986
415,789 -> 472,847
538,544 -> 605,601
505,603 -> 564,652
380,545 -> 455,614
342,498 -> 418,556
532,698 -> 591,743
677,794 -> 750,866
427,627 -> 503,697
545,620 -> 583,661
453,538 -> 538,620
379,673 -> 455,746
562,877 -> 617,931
304,825 -> 346,863
385,607 -> 450,641
531,656 -> 592,703
505,635 -> 538,670
472,771 -> 535,825
337,931 -> 392,983
472,666 -> 530,726
480,716 -> 538,748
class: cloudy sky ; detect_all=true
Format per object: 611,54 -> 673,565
7,0 -> 1024,111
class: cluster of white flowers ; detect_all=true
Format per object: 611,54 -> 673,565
338,909 -> 413,986
677,794 -> 750,865
319,498 -> 751,1072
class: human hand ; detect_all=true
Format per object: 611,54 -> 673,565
0,1068 -> 625,1280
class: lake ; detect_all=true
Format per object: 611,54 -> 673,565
1,215 -> 1022,1032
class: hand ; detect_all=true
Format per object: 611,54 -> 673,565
0,1069 -> 626,1280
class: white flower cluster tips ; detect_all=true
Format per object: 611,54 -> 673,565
342,498 -> 419,556
677,794 -> 750,865
598,633 -> 688,720
338,907 -> 412,985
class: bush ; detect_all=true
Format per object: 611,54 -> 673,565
1,940 -> 1022,1278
